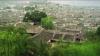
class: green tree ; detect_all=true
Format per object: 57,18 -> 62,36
41,16 -> 54,29
23,10 -> 47,25
96,26 -> 100,36
23,12 -> 31,22
24,6 -> 35,11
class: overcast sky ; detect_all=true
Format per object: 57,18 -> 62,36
0,0 -> 100,6
47,0 -> 100,6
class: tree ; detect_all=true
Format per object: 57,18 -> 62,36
23,10 -> 47,25
24,6 -> 35,11
23,12 -> 31,22
96,26 -> 100,36
41,16 -> 54,29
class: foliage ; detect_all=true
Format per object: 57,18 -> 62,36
0,26 -> 100,56
23,10 -> 47,24
0,26 -> 29,56
24,6 -> 35,11
27,38 -> 50,56
49,42 -> 100,56
84,30 -> 96,40
84,26 -> 100,41
49,47 -> 65,56
41,16 -> 54,29
96,26 -> 100,36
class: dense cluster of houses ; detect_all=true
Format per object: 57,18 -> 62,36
0,2 -> 100,42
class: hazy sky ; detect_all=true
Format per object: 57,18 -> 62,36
47,0 -> 100,6
0,0 -> 100,6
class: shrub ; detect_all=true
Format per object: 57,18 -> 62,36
0,26 -> 29,56
49,47 -> 65,56
27,38 -> 50,56
41,16 -> 54,29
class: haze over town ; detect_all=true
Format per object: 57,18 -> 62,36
0,0 -> 100,7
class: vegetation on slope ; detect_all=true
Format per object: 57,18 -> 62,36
41,16 -> 54,29
0,25 -> 100,56
0,26 -> 29,56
